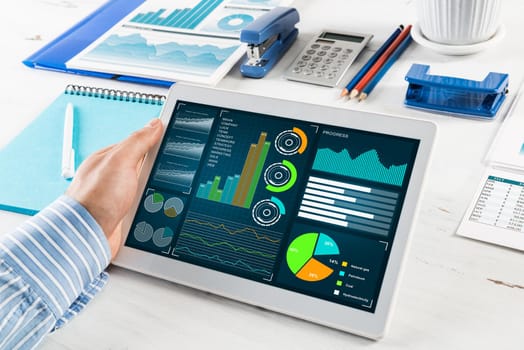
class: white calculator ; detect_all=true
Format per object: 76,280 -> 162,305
284,31 -> 373,87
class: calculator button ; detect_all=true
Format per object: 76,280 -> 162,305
315,71 -> 324,78
341,54 -> 349,60
344,48 -> 353,54
308,63 -> 318,69
331,67 -> 340,73
312,56 -> 323,63
324,58 -> 333,64
320,65 -> 329,71
301,55 -> 312,61
296,61 -> 307,67
321,45 -> 331,50
317,51 -> 327,56
327,72 -> 336,79
306,49 -> 316,55
311,44 -> 320,49
332,47 -> 342,52
292,67 -> 302,74
336,60 -> 345,65
328,52 -> 338,58
303,68 -> 313,75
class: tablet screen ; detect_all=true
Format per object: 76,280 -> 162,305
125,100 -> 420,313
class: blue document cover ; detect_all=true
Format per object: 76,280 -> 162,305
0,85 -> 165,215
22,0 -> 172,87
23,0 -> 295,86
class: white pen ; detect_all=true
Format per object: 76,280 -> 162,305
61,102 -> 75,179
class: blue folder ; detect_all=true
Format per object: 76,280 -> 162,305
0,85 -> 165,215
23,0 -> 173,87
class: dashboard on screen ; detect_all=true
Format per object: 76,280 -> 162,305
125,100 -> 420,313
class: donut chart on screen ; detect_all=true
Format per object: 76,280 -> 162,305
286,232 -> 340,282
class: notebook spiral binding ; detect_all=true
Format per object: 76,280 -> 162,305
65,84 -> 166,105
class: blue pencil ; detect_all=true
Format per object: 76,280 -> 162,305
341,25 -> 403,97
358,33 -> 413,101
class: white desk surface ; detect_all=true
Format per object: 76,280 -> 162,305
1,0 -> 523,349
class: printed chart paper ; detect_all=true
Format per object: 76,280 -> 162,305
67,0 -> 292,85
457,168 -> 524,251
486,89 -> 524,170
458,84 -> 524,251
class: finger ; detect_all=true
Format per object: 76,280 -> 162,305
115,118 -> 163,166
135,154 -> 146,175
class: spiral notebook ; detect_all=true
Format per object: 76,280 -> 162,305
0,85 -> 165,215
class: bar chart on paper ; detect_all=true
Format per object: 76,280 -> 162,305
130,0 -> 224,29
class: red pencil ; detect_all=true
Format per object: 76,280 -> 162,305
349,25 -> 412,99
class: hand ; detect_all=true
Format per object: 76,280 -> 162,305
66,118 -> 163,259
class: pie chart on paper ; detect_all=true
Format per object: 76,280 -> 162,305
286,232 -> 340,282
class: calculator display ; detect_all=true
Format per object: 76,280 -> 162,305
321,32 -> 365,43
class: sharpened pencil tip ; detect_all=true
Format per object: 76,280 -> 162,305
349,89 -> 359,99
358,93 -> 368,102
340,88 -> 349,97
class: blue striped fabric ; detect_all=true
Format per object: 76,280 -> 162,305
0,195 -> 110,350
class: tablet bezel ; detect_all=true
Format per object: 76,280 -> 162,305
114,83 -> 436,339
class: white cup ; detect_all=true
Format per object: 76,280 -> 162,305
416,0 -> 502,45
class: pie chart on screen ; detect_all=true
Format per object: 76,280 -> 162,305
286,232 -> 340,282
152,227 -> 174,248
164,197 -> 184,218
144,192 -> 164,213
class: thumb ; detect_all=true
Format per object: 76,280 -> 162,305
117,118 -> 164,165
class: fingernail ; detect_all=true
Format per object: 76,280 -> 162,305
146,118 -> 161,128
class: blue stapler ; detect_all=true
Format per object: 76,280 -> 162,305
240,7 -> 299,78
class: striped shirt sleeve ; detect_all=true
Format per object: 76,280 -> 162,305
0,195 -> 111,350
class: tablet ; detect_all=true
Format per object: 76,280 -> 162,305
115,84 -> 436,339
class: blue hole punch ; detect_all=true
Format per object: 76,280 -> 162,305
404,64 -> 509,119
